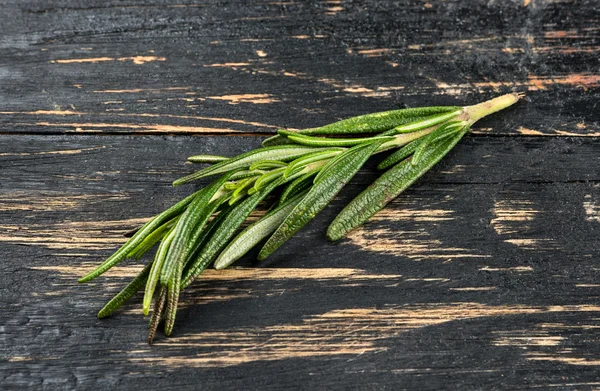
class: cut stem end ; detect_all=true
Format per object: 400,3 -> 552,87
462,92 -> 523,125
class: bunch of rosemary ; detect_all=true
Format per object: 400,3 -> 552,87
79,93 -> 522,342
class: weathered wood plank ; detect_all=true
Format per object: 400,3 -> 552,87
0,0 -> 598,136
1,0 -> 599,388
1,134 -> 599,389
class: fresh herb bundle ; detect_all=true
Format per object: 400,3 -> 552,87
80,93 -> 523,342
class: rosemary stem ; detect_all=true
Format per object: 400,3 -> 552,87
377,92 -> 523,153
461,92 -> 523,125
377,128 -> 433,152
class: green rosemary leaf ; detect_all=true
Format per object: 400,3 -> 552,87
174,145 -> 325,186
427,121 -> 469,145
281,164 -> 307,182
148,286 -> 167,344
377,138 -> 422,171
187,202 -> 237,262
375,128 -> 435,154
283,149 -> 344,179
223,181 -> 240,191
187,155 -> 229,163
262,106 -> 461,147
228,177 -> 255,205
214,190 -> 308,270
229,189 -> 248,205
252,167 -> 287,192
412,121 -> 467,164
142,226 -> 176,316
162,199 -> 237,336
280,131 -> 393,148
164,270 -> 181,336
159,174 -> 233,286
167,205 -> 237,335
126,215 -> 180,260
249,160 -> 287,170
78,188 -> 203,283
229,169 -> 265,181
279,172 -> 317,204
261,133 -> 296,147
313,139 -> 381,185
303,106 -> 462,135
258,140 -> 385,260
181,178 -> 284,288
327,128 -> 468,241
97,261 -> 153,319
393,109 -> 462,134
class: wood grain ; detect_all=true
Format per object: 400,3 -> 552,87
2,134 -> 600,389
0,0 -> 598,137
1,0 -> 599,389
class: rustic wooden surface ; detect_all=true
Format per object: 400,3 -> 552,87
1,0 -> 599,389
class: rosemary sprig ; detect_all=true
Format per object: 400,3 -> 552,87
79,93 -> 523,342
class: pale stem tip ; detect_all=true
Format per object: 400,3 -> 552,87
463,92 -> 524,125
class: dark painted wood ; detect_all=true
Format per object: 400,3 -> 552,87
1,0 -> 599,389
1,134 -> 600,389
0,0 -> 598,137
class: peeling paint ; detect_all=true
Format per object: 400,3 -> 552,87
30,121 -> 239,134
526,353 -> 600,366
34,265 -> 403,282
491,199 -> 538,236
479,266 -> 534,272
0,217 -> 147,251
0,146 -> 104,157
204,62 -> 252,68
0,192 -> 126,212
0,109 -> 282,129
207,94 -> 280,105
517,127 -> 545,136
51,56 -> 166,65
92,87 -> 190,93
348,205 -> 488,260
130,303 -> 543,367
583,192 -> 600,223
431,73 -> 600,95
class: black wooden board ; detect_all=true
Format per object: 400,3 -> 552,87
1,0 -> 600,389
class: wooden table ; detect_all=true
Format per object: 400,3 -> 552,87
1,0 -> 599,389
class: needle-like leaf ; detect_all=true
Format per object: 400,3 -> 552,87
148,287 -> 167,344
393,110 -> 462,134
249,160 -> 287,170
182,178 -> 285,288
142,226 -> 176,315
97,261 -> 153,318
79,188 -> 204,283
187,155 -> 230,163
412,121 -> 466,164
159,174 -> 233,286
173,145 -> 326,185
377,138 -> 422,170
214,190 -> 308,270
327,128 -> 468,241
279,131 -> 393,148
258,140 -> 386,259
262,106 -> 461,146
283,149 -> 344,179
279,172 -> 316,204
126,215 -> 180,260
